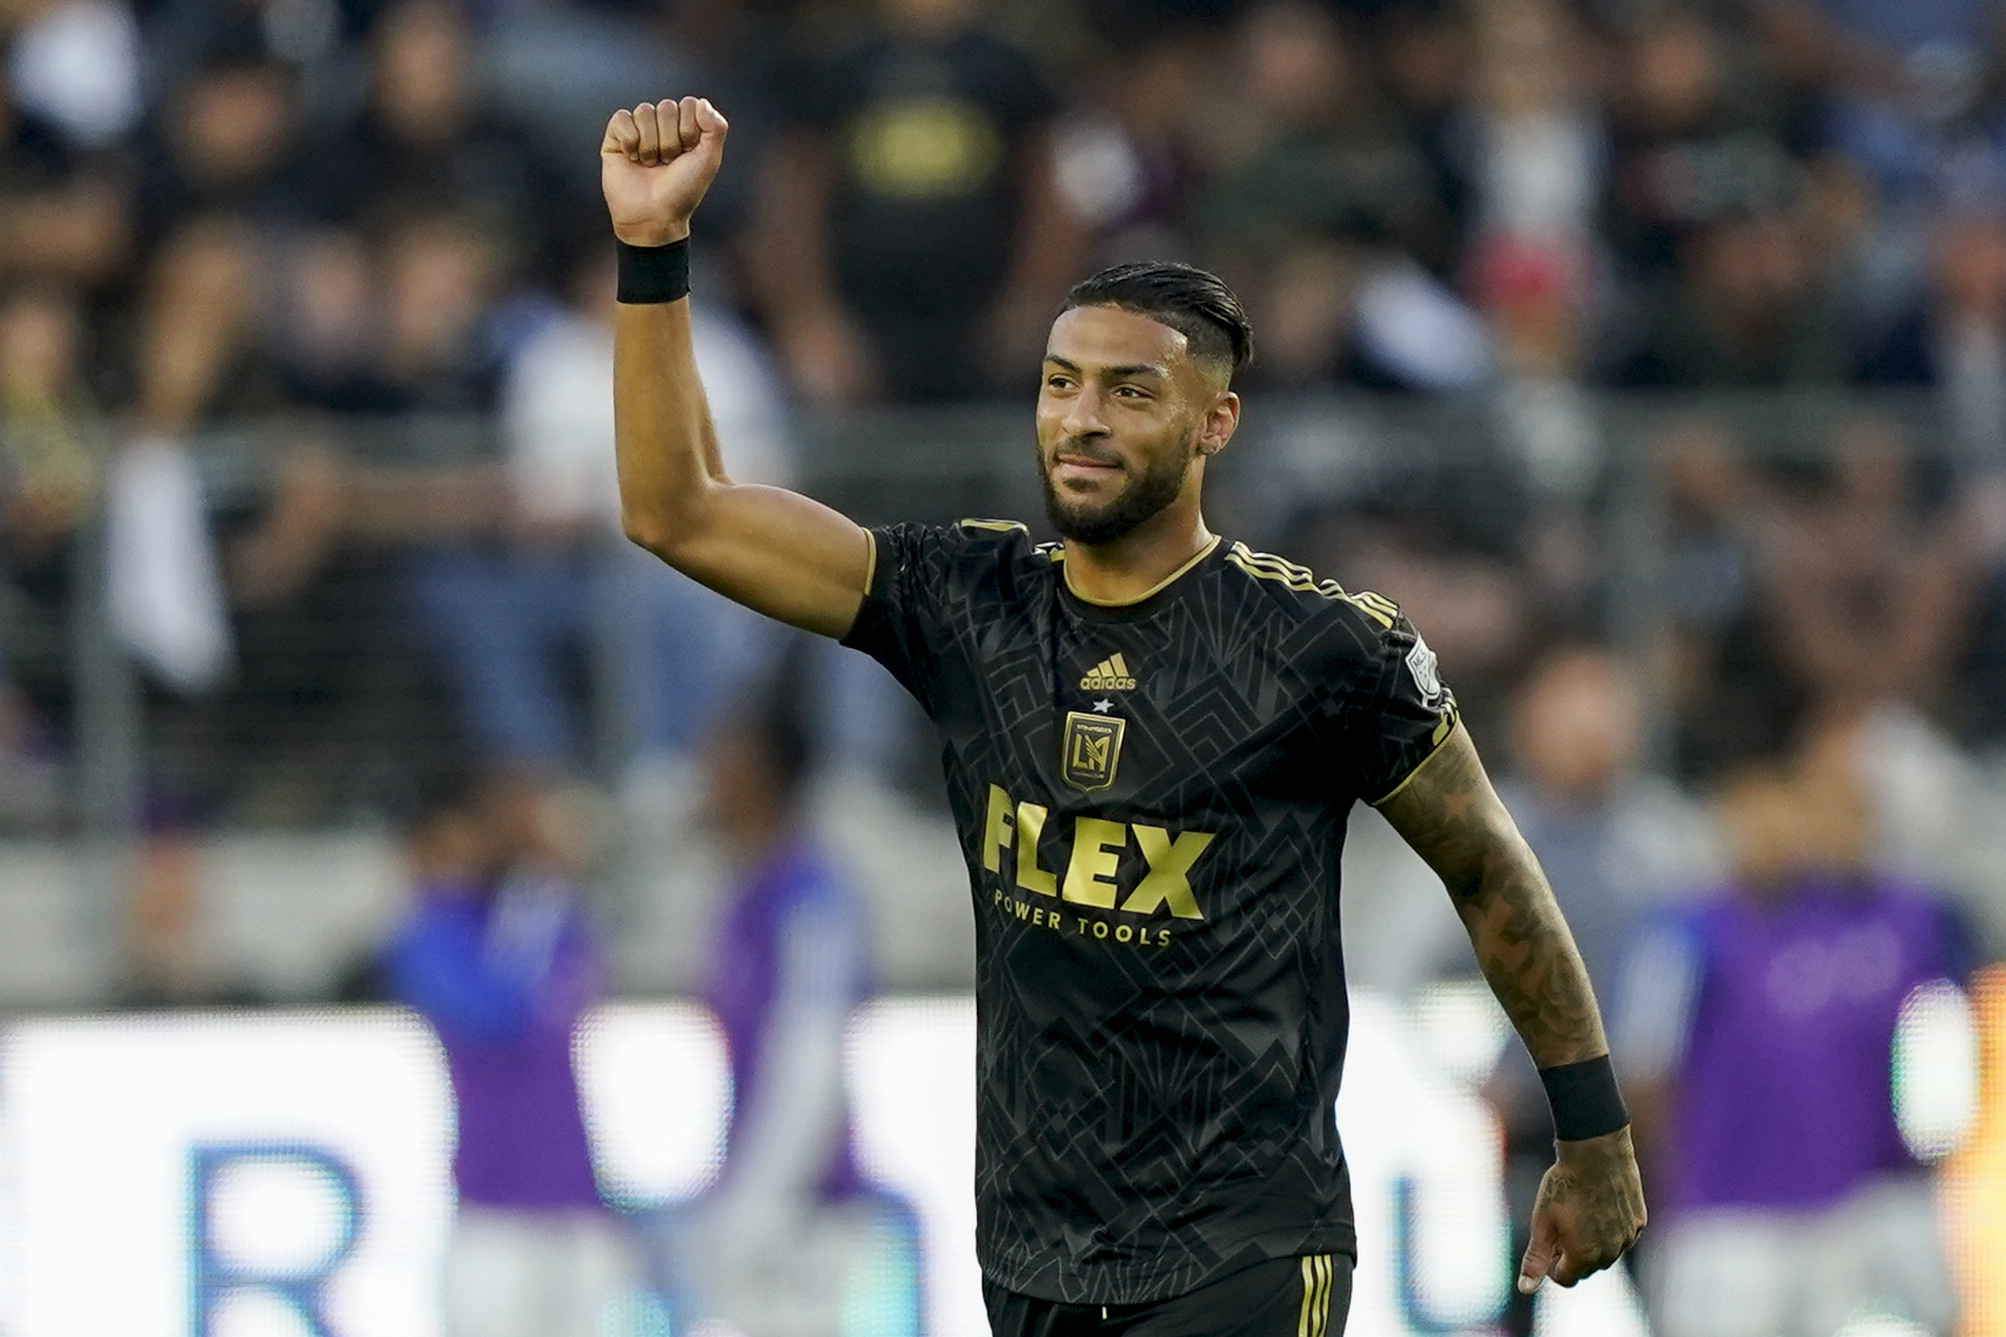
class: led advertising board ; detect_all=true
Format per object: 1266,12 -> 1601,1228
0,992 -> 1649,1337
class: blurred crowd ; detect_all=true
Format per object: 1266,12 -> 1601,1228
17,0 -> 2006,406
3,0 -> 2006,801
1,0 -> 2006,807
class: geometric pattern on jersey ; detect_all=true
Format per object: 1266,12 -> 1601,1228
842,521 -> 1455,1305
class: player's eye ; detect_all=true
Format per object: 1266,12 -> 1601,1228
1045,374 -> 1076,391
1114,384 -> 1151,401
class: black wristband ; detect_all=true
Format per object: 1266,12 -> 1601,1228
616,236 -> 690,304
1539,1054 -> 1630,1142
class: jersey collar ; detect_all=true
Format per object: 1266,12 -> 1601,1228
1056,535 -> 1221,622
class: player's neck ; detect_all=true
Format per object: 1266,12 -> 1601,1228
1062,509 -> 1215,606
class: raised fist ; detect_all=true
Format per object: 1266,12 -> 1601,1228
601,97 -> 728,247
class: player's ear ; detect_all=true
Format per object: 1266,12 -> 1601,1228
1197,391 -> 1240,458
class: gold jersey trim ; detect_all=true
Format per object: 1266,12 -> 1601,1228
1225,542 -> 1399,628
1368,710 -> 1463,808
1061,535 -> 1221,607
858,525 -> 878,597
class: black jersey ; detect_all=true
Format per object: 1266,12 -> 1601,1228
840,521 -> 1457,1306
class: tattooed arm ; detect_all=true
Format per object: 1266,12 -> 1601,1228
1375,721 -> 1647,1292
1376,721 -> 1604,1064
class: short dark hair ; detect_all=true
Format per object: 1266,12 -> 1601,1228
1062,262 -> 1254,379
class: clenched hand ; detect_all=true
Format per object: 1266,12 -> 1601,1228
1518,1125 -> 1648,1293
601,97 -> 728,248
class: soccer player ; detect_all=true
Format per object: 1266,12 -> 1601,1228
602,96 -> 1646,1335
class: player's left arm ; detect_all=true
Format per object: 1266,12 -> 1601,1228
1375,721 -> 1647,1293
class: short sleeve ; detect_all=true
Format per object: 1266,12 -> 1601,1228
1354,611 -> 1459,805
839,522 -> 951,711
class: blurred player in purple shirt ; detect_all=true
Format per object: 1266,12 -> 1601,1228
385,772 -> 634,1337
1616,737 -> 1976,1337
656,661 -> 919,1335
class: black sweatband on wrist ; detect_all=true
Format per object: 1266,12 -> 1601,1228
616,237 -> 690,304
1539,1054 -> 1630,1142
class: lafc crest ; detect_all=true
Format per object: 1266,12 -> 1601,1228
1062,711 -> 1126,792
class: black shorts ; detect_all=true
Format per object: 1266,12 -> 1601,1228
983,1254 -> 1352,1337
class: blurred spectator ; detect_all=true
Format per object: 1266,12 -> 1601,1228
1654,418 -> 1787,782
1500,646 -> 1719,1007
127,216 -> 274,435
1615,733 -> 1974,1337
1464,0 -> 1600,381
407,244 -> 780,784
270,225 -> 384,412
0,282 -> 98,579
311,0 -> 574,286
1201,1 -> 1449,261
1855,202 -> 2006,464
140,0 -> 374,115
653,661 -> 913,1334
1668,415 -> 1975,778
0,282 -> 95,823
1488,644 -> 1717,1335
1464,0 -> 1606,506
754,0 -> 1085,402
1196,1 -> 1485,392
1605,7 -> 1808,285
0,62 -> 132,288
105,196 -> 499,816
1753,0 -> 2004,199
108,61 -> 304,707
137,46 -> 316,244
384,770 -> 633,1337
112,215 -> 352,793
1051,32 -> 1209,267
484,0 -> 700,216
368,208 -> 509,413
104,221 -> 244,699
1757,415 -> 1973,718
1374,0 -> 1475,256
246,206 -> 511,779
1612,196 -> 1852,386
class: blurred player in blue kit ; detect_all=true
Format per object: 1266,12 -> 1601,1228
383,772 -> 634,1337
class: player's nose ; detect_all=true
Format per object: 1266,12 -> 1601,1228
1060,386 -> 1110,438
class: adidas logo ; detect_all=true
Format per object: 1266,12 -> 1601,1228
1080,653 -> 1138,691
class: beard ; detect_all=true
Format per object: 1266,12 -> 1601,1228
1039,431 -> 1195,546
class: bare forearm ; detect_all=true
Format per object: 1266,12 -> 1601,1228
1377,726 -> 1608,1067
602,97 -> 871,636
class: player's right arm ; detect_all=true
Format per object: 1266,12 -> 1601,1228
603,98 -> 871,639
